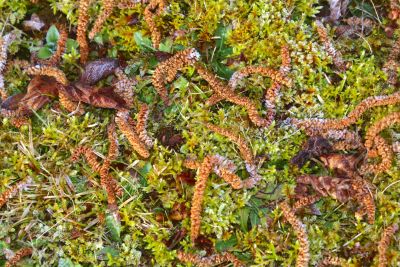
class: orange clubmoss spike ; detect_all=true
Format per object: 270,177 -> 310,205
136,103 -> 153,147
383,59 -> 400,85
292,195 -> 321,213
0,177 -> 32,209
365,112 -> 400,154
25,65 -> 68,85
177,251 -> 245,267
317,255 -> 347,267
322,129 -> 363,150
99,123 -> 120,207
77,0 -> 91,64
205,122 -> 254,165
378,224 -> 399,267
71,146 -> 103,172
264,81 -> 280,125
383,24 -> 400,84
360,135 -> 394,175
243,163 -> 262,188
99,171 -> 118,207
228,66 -> 291,89
280,44 -> 291,74
117,0 -> 147,9
229,44 -> 291,90
106,122 -> 119,161
262,45 -> 291,125
5,247 -> 33,267
0,38 -> 7,100
0,75 -> 6,100
187,154 -> 260,189
352,178 -> 375,224
205,93 -> 225,106
114,68 -> 135,107
59,90 -> 84,115
190,155 -> 214,243
291,91 -> 400,131
385,39 -> 400,63
196,64 -> 232,98
0,33 -> 16,101
315,20 -> 347,72
47,24 -> 68,66
144,0 -> 167,49
183,157 -> 201,169
280,201 -> 310,267
227,93 -> 272,127
115,110 -> 150,158
196,64 -> 270,127
1,109 -> 18,119
89,0 -> 115,40
215,168 -> 243,189
389,0 -> 400,20
211,154 -> 237,172
152,48 -> 200,104
10,117 -> 30,128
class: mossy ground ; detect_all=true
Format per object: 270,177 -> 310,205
0,0 -> 399,266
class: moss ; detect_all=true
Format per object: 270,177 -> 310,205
0,0 -> 399,266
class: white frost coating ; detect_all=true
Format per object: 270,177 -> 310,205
22,13 -> 45,31
0,76 -> 3,92
228,72 -> 245,89
279,65 -> 290,74
17,177 -> 33,191
244,163 -> 262,188
281,118 -> 297,128
187,48 -> 201,62
393,142 -> 400,153
0,33 -> 17,100
212,154 -> 237,176
264,99 -> 274,109
0,33 -> 17,73
328,0 -> 342,22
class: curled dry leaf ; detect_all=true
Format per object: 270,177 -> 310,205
79,58 -> 120,86
291,136 -> 333,168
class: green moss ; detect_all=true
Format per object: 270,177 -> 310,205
0,0 -> 399,266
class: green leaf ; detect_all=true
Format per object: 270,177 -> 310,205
133,32 -> 155,52
211,61 -> 233,80
58,258 -> 82,267
46,25 -> 60,45
215,235 -> 238,252
214,24 -> 233,59
238,207 -> 250,232
214,24 -> 229,51
98,246 -> 120,259
94,35 -> 104,45
148,56 -> 159,69
349,1 -> 375,19
106,212 -> 121,242
250,210 -> 260,228
173,76 -> 189,90
138,162 -> 152,186
37,46 -> 53,59
139,162 -> 152,178
66,39 -> 79,53
0,241 -> 8,256
158,38 -> 173,53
